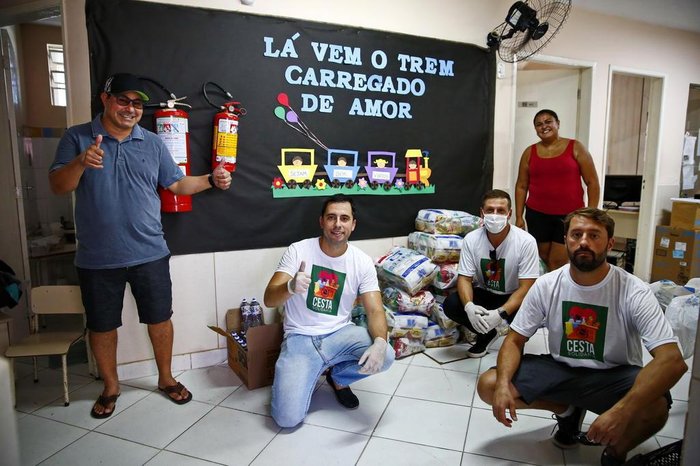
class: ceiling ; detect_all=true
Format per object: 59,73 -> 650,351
1,0 -> 700,33
574,0 -> 700,33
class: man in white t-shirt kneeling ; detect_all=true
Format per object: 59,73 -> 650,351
443,189 -> 540,358
263,194 -> 394,428
476,208 -> 687,466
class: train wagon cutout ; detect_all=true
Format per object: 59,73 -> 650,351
324,149 -> 361,188
276,148 -> 318,188
365,151 -> 399,190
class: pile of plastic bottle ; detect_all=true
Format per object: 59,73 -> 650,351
240,298 -> 265,333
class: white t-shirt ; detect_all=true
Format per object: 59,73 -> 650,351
511,264 -> 677,369
276,237 -> 379,336
458,225 -> 540,294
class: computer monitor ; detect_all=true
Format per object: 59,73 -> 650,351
603,175 -> 643,206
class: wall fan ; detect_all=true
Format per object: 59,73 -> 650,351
487,0 -> 572,63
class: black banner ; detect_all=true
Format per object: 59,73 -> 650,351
85,0 -> 495,254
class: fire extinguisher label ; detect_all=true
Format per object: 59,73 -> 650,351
156,116 -> 188,164
215,120 -> 239,159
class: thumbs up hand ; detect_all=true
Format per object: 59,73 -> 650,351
81,134 -> 105,169
287,261 -> 311,295
210,160 -> 232,190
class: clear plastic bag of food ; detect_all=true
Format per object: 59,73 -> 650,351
381,287 -> 434,316
376,246 -> 438,295
408,232 -> 463,264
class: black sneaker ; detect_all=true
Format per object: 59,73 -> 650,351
552,406 -> 586,449
467,329 -> 499,358
326,373 -> 359,409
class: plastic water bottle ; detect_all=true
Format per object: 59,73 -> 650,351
240,298 -> 252,333
249,298 -> 265,328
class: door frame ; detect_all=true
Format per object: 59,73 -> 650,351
603,65 -> 665,281
0,28 -> 30,341
511,53 -> 596,214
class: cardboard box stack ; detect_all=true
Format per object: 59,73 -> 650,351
650,199 -> 700,284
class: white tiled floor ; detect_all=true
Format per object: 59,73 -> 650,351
9,330 -> 689,466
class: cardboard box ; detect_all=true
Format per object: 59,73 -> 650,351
670,199 -> 700,230
650,225 -> 700,284
208,308 -> 283,389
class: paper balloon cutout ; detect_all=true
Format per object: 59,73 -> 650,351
277,92 -> 289,107
286,110 -> 299,123
274,106 -> 286,120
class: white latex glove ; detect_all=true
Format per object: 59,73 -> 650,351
483,309 -> 504,332
358,337 -> 387,374
287,261 -> 311,294
465,302 -> 489,334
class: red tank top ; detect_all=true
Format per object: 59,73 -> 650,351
525,139 -> 584,215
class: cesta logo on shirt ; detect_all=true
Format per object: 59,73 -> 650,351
306,265 -> 346,316
560,301 -> 608,362
480,257 -> 505,292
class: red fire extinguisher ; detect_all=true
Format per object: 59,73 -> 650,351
144,78 -> 193,212
203,81 -> 246,173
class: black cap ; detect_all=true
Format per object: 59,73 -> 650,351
103,73 -> 149,101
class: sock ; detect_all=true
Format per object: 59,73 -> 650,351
557,405 -> 575,418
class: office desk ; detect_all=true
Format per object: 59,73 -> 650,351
606,209 -> 639,239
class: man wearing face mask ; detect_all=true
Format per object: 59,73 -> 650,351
443,189 -> 540,357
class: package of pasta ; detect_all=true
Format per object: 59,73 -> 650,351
375,246 -> 438,295
386,311 -> 429,358
382,287 -> 434,316
433,263 -> 459,289
424,321 -> 459,348
407,232 -> 463,264
415,209 -> 481,236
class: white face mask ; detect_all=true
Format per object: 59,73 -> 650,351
483,214 -> 509,234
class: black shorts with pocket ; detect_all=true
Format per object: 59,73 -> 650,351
77,255 -> 173,332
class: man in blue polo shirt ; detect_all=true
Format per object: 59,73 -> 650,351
49,73 -> 231,418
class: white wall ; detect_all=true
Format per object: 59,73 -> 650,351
58,0 -> 700,373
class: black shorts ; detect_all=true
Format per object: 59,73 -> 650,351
511,354 -> 672,414
77,255 -> 173,332
525,207 -> 567,245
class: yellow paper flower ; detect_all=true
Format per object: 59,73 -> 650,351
315,178 -> 327,190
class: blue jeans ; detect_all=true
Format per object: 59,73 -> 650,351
271,324 -> 395,428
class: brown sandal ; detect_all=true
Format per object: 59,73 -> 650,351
158,382 -> 192,405
90,393 -> 120,419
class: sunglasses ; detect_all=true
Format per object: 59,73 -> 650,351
489,249 -> 498,264
111,94 -> 144,109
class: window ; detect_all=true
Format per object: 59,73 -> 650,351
46,43 -> 66,107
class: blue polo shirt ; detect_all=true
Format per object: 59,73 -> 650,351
51,115 -> 184,269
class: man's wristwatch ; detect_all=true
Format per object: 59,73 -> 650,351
498,307 -> 509,320
207,173 -> 216,188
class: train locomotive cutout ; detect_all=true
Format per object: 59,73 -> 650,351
271,148 -> 434,198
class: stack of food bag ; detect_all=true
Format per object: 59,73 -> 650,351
415,209 -> 481,346
376,246 -> 438,358
375,209 -> 482,357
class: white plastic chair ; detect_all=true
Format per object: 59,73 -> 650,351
4,286 -> 87,406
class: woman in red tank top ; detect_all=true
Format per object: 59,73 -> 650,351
514,109 -> 600,271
